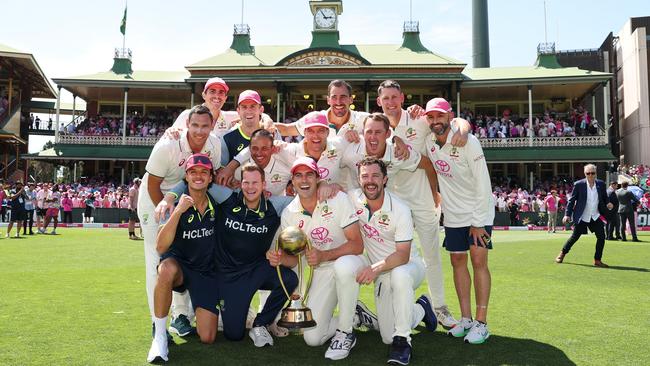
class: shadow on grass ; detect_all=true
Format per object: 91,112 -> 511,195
160,329 -> 575,366
563,262 -> 649,272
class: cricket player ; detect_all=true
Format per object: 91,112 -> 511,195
423,97 -> 494,344
138,105 -> 221,338
147,154 -> 221,363
278,157 -> 373,361
349,157 -> 438,365
375,80 -> 469,329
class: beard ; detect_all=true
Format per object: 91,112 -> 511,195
362,183 -> 382,201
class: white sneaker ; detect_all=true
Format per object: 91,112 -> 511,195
249,326 -> 273,347
434,305 -> 458,330
354,300 -> 379,330
146,337 -> 169,363
447,317 -> 473,338
325,329 -> 356,360
464,321 -> 490,344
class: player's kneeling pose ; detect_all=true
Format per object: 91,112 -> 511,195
147,154 -> 220,363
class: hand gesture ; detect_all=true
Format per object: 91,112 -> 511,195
175,194 -> 194,214
562,216 -> 571,224
406,104 -> 425,119
393,136 -> 410,161
266,249 -> 283,267
469,226 -> 491,247
356,266 -> 378,285
163,127 -> 183,140
154,195 -> 176,223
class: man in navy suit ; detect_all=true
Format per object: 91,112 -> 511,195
555,164 -> 613,267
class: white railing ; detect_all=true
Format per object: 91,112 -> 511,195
59,135 -> 159,146
479,135 -> 607,148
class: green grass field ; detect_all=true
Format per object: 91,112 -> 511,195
0,228 -> 648,366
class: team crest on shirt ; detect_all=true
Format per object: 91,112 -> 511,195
450,146 -> 459,158
142,213 -> 149,225
321,204 -> 333,219
406,127 -> 417,140
378,213 -> 390,227
271,174 -> 282,184
326,149 -> 338,160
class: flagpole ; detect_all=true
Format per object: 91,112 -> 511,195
123,0 -> 127,54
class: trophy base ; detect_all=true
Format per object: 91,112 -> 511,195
277,306 -> 317,329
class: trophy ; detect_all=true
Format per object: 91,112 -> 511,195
275,226 -> 317,329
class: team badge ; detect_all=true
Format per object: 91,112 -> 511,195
378,214 -> 390,226
406,127 -> 417,140
326,149 -> 338,160
142,213 -> 149,225
271,173 -> 282,183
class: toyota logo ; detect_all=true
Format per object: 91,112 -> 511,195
362,224 -> 380,239
311,227 -> 329,241
318,167 -> 330,178
435,160 -> 450,173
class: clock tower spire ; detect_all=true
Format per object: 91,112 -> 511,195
309,0 -> 343,48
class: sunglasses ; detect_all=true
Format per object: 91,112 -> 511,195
190,155 -> 211,165
585,172 -> 596,175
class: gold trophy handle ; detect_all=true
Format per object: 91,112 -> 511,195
275,239 -> 292,301
302,239 -> 314,304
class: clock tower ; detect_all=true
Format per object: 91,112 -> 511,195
309,0 -> 343,48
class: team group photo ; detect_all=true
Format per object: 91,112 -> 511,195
1,1 -> 649,365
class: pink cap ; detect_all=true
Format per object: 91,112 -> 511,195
290,157 -> 320,177
185,153 -> 214,172
237,90 -> 262,105
425,98 -> 452,114
302,111 -> 329,130
203,77 -> 229,93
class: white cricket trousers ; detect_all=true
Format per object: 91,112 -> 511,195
411,205 -> 447,309
138,198 -> 192,321
303,254 -> 368,346
374,258 -> 426,344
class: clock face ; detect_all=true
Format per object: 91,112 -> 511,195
315,7 -> 336,29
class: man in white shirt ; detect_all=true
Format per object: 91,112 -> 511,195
556,164 -> 612,267
349,157 -> 438,366
171,77 -> 239,137
375,80 -> 467,329
423,98 -> 494,345
138,105 -> 222,339
277,157 -> 368,361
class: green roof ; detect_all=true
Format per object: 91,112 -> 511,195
22,144 -> 152,161
189,44 -> 464,69
54,70 -> 190,84
0,43 -> 24,53
463,65 -> 611,86
484,146 -> 616,163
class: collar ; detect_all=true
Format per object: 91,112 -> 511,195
183,187 -> 215,221
326,108 -> 352,131
286,195 -> 319,217
237,124 -> 253,141
236,190 -> 269,216
357,189 -> 394,216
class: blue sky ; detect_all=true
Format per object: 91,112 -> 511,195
4,0 -> 648,84
6,0 -> 647,152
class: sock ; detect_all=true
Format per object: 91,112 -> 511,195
414,303 -> 426,325
154,316 -> 168,341
129,231 -> 135,236
477,320 -> 487,325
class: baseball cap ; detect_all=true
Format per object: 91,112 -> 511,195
290,156 -> 320,177
185,153 -> 214,172
237,90 -> 262,105
302,112 -> 329,130
425,98 -> 452,114
203,77 -> 229,93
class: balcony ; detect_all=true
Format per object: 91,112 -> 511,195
58,135 -> 158,146
479,135 -> 607,148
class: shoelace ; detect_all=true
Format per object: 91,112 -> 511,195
330,331 -> 348,349
253,327 -> 267,337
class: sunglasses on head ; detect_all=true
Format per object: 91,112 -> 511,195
190,155 -> 211,165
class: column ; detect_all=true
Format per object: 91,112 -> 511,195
602,51 -> 611,142
528,85 -> 533,147
71,95 -> 76,128
456,81 -> 461,116
73,162 -> 77,182
55,85 -> 62,143
7,77 -> 13,112
189,83 -> 195,107
591,93 -> 596,118
122,88 -> 129,145
276,92 -> 282,122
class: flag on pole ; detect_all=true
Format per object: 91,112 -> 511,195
120,6 -> 127,35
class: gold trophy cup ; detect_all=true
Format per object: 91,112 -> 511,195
276,226 -> 317,329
